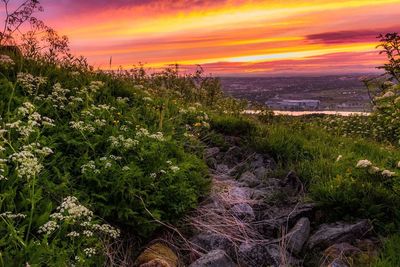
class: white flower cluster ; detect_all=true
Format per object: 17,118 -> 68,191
10,143 -> 53,180
356,159 -> 372,168
70,121 -> 96,133
81,155 -> 122,174
6,102 -> 54,138
0,54 -> 15,68
38,220 -> 59,235
135,127 -> 165,141
109,135 -> 139,149
45,83 -> 71,109
0,211 -> 27,220
17,72 -> 47,95
356,159 -> 397,177
39,196 -> 120,243
83,247 -> 96,257
166,160 -> 180,173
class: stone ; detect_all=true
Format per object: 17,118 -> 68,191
191,233 -> 233,254
308,220 -> 372,250
254,166 -> 267,180
238,243 -> 298,267
324,243 -> 361,259
189,249 -> 235,267
205,147 -> 220,159
327,258 -> 350,267
280,171 -> 303,196
255,203 -> 316,237
135,242 -> 179,267
285,217 -> 310,255
216,164 -> 230,174
250,154 -> 264,169
239,171 -> 260,188
230,187 -> 251,199
230,203 -> 255,221
223,146 -> 243,165
206,157 -> 218,169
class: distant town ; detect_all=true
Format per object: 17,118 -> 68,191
219,75 -> 373,111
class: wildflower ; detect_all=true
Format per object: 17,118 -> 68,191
356,159 -> 372,168
83,247 -> 96,257
0,212 -> 26,219
38,221 -> 59,235
150,173 -> 156,178
170,166 -> 180,173
67,231 -> 80,237
0,54 -> 14,68
368,166 -> 380,174
382,170 -> 396,177
122,166 -> 130,171
17,73 -> 47,95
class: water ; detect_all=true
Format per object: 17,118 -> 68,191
244,110 -> 370,116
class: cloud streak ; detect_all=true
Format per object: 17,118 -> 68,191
34,0 -> 400,75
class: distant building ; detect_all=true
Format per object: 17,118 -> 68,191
266,99 -> 321,110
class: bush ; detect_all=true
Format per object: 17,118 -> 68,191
210,114 -> 257,136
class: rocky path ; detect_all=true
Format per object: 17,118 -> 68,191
186,138 -> 376,267
138,137 -> 378,267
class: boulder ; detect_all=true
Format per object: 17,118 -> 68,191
326,258 -> 350,267
285,217 -> 310,255
206,158 -> 218,169
238,242 -> 298,267
216,164 -> 230,174
191,233 -> 233,254
189,249 -> 235,267
205,147 -> 220,159
250,154 -> 264,169
239,171 -> 260,188
230,186 -> 251,199
223,146 -> 243,165
230,203 -> 255,222
308,220 -> 372,250
254,166 -> 267,180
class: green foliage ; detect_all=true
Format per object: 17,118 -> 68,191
251,120 -> 400,233
0,53 -> 223,265
210,114 -> 257,136
373,235 -> 400,267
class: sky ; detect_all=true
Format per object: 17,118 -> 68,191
28,0 -> 400,75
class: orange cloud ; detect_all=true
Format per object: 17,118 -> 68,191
38,0 -> 400,74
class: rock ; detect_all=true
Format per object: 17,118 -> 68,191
216,164 -> 230,174
205,147 -> 220,159
206,158 -> 218,169
230,203 -> 255,221
255,203 -> 316,237
189,249 -> 235,267
239,171 -> 260,188
230,187 -> 251,199
254,166 -> 267,180
285,217 -> 310,255
250,154 -> 264,169
238,243 -> 298,267
191,233 -> 233,254
308,220 -> 372,250
327,258 -> 350,267
223,146 -> 243,165
135,242 -> 178,267
280,171 -> 303,196
324,243 -> 361,259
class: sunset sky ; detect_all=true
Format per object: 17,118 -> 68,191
35,0 -> 400,75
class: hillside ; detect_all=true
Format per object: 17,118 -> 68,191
1,33 -> 400,266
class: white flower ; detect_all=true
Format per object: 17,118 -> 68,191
0,212 -> 26,219
382,170 -> 396,177
368,166 -> 380,174
83,247 -> 96,257
336,155 -> 342,162
356,159 -> 372,168
38,221 -> 59,235
170,166 -> 180,173
0,54 -> 15,67
122,166 -> 130,171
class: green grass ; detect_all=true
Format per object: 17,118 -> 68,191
250,120 -> 400,233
